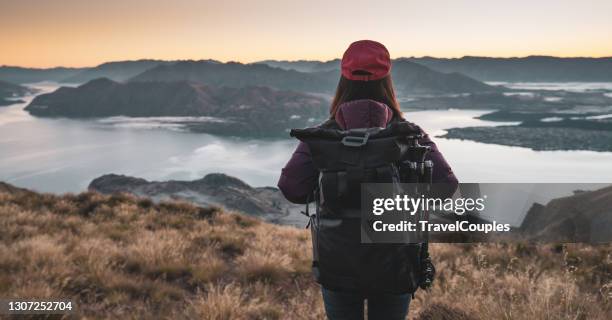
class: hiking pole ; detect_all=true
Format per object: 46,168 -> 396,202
412,145 -> 434,290
423,160 -> 434,193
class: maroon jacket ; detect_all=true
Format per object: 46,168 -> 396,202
278,99 -> 458,204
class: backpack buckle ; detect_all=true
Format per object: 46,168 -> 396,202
341,131 -> 370,147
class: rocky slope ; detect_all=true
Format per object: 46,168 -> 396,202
88,173 -> 307,226
521,185 -> 612,242
25,78 -> 328,137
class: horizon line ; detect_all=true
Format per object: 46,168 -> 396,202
3,54 -> 612,69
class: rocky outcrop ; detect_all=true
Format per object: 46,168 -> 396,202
25,78 -> 328,137
0,181 -> 30,194
88,173 -> 308,226
521,185 -> 612,242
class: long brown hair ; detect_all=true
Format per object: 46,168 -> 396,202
329,75 -> 403,120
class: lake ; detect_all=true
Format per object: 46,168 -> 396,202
1,82 -> 612,195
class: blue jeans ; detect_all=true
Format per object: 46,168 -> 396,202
321,287 -> 411,320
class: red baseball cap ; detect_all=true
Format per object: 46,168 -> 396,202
341,40 -> 391,81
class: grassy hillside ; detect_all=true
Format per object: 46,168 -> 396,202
0,184 -> 609,319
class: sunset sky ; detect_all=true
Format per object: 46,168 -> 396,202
1,0 -> 611,68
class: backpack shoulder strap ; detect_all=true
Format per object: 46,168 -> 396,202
318,118 -> 340,129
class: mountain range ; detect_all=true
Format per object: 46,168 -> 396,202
4,56 -> 612,86
129,60 -> 337,94
129,59 -> 498,95
61,59 -> 174,83
0,60 -> 171,84
3,59 -> 501,96
7,56 -> 612,139
405,56 -> 612,82
6,58 -> 501,99
1,59 -> 503,96
18,58 -> 502,137
0,66 -> 81,84
258,56 -> 612,82
258,59 -> 340,73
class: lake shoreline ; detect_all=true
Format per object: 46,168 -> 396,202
3,82 -> 612,194
441,126 -> 612,152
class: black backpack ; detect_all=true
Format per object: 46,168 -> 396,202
290,120 -> 435,295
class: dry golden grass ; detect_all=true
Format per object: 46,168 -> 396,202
0,189 -> 324,319
0,186 -> 609,319
412,243 -> 611,320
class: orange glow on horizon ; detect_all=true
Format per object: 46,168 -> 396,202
1,0 -> 611,68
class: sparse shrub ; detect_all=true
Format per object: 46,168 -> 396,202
158,200 -> 199,215
236,251 -> 291,283
233,213 -> 259,228
108,192 -> 135,206
197,206 -> 220,220
137,197 -> 154,209
192,284 -> 244,320
191,258 -> 227,284
206,231 -> 249,256
100,222 -> 133,242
